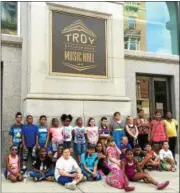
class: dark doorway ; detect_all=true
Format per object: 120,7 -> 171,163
136,75 -> 171,119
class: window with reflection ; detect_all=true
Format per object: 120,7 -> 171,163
1,2 -> 18,35
124,2 -> 178,55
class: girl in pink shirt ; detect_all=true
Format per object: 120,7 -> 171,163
150,111 -> 168,154
106,137 -> 121,170
5,146 -> 23,182
47,118 -> 63,154
86,117 -> 99,145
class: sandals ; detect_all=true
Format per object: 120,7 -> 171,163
157,181 -> 169,190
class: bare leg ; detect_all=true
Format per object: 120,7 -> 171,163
17,174 -> 24,182
132,172 -> 158,186
72,174 -> 83,185
8,174 -> 17,183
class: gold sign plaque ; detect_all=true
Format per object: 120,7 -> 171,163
50,10 -> 107,78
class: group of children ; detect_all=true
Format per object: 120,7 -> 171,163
5,110 -> 178,191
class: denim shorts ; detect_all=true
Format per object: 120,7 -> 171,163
52,142 -> 63,152
57,172 -> 76,185
74,143 -> 86,155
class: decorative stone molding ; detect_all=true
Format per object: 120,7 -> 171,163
1,34 -> 22,47
125,50 -> 179,64
25,93 -> 130,102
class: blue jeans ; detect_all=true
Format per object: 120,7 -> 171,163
30,168 -> 54,179
80,164 -> 101,181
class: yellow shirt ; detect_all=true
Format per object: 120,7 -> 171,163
164,119 -> 178,137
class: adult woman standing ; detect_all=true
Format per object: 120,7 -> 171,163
164,111 -> 178,163
135,109 -> 150,149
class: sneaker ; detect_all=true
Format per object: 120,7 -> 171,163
157,181 -> 170,190
81,175 -> 87,182
33,177 -> 39,182
65,182 -> 77,190
124,186 -> 135,192
87,176 -> 94,181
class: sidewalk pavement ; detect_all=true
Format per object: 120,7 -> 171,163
2,155 -> 179,193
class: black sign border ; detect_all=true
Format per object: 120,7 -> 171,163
49,8 -> 108,79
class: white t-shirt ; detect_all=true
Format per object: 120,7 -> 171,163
63,126 -> 73,142
86,126 -> 99,145
159,149 -> 174,160
54,156 -> 80,181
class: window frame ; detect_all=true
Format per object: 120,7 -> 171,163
128,16 -> 136,30
1,2 -> 20,36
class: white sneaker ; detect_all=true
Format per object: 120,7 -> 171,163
65,182 -> 77,190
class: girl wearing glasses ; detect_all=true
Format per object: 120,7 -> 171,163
5,146 -> 23,182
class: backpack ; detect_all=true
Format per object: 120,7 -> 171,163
105,168 -> 129,189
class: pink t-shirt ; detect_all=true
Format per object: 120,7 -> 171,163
86,126 -> 99,145
151,120 -> 166,142
49,127 -> 63,142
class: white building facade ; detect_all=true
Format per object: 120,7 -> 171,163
1,2 -> 179,158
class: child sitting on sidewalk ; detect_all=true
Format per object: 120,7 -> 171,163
133,144 -> 146,168
159,141 -> 176,172
118,136 -> 132,160
122,150 -> 169,190
144,144 -> 161,171
5,146 -> 24,182
30,148 -> 54,182
80,144 -> 101,181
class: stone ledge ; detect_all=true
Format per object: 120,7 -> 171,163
125,50 -> 179,64
24,93 -> 131,102
1,34 -> 22,47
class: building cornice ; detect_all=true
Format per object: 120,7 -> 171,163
1,34 -> 22,47
125,50 -> 179,64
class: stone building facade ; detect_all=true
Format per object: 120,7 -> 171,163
1,2 -> 179,163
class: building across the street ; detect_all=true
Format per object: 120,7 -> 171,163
1,2 -> 179,158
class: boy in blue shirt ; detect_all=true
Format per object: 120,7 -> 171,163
9,112 -> 24,152
80,144 -> 101,181
37,115 -> 52,157
22,115 -> 39,172
118,136 -> 132,160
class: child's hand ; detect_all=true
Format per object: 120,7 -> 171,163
92,171 -> 97,177
39,171 -> 44,176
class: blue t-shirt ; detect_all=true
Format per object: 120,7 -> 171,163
74,126 -> 86,144
118,143 -> 132,159
22,124 -> 38,148
37,125 -> 48,145
81,152 -> 98,170
8,124 -> 24,146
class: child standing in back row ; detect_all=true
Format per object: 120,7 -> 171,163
37,115 -> 52,157
110,112 -> 126,147
47,118 -> 63,155
22,115 -> 39,173
99,117 -> 111,154
61,114 -> 73,152
73,117 -> 86,163
86,118 -> 99,146
150,111 -> 168,154
125,116 -> 138,148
